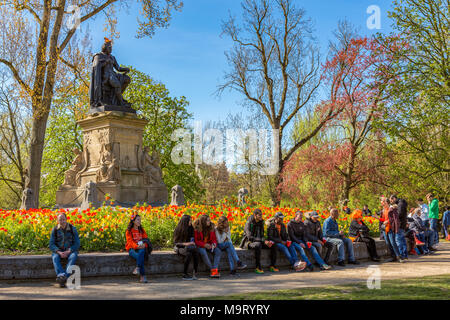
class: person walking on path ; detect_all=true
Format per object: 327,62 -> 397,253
240,209 -> 278,274
125,214 -> 151,283
348,209 -> 380,261
287,211 -> 332,271
323,208 -> 360,267
427,193 -> 440,249
215,216 -> 247,276
267,212 -> 307,272
49,212 -> 80,287
193,214 -> 223,278
173,214 -> 199,280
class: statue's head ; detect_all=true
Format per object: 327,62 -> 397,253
102,37 -> 112,54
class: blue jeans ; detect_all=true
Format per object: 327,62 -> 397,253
218,241 -> 240,270
275,243 -> 298,266
128,248 -> 146,275
430,219 -> 439,245
326,237 -> 355,262
198,247 -> 222,269
383,230 -> 400,258
52,251 -> 78,278
291,242 -> 311,266
304,243 -> 327,266
395,228 -> 408,259
416,233 -> 429,254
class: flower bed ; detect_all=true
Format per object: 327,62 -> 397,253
0,202 -> 380,254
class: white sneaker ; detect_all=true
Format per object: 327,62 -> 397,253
133,267 -> 139,275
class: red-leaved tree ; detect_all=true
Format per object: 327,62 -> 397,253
280,31 -> 397,207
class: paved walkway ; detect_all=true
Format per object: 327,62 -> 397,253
1,242 -> 449,300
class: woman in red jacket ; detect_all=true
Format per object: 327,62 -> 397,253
193,214 -> 223,278
125,214 -> 149,283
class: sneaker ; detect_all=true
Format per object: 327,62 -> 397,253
230,269 -> 238,276
398,258 -> 406,263
337,260 -> 346,267
255,268 -> 264,274
371,257 -> 381,262
236,260 -> 247,270
294,261 -> 307,271
132,267 -> 139,275
182,274 -> 193,280
415,239 -> 425,246
56,275 -> 67,287
192,272 -> 198,280
348,260 -> 360,265
320,264 -> 332,270
210,268 -> 220,278
269,266 -> 279,272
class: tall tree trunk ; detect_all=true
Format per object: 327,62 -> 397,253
28,110 -> 50,208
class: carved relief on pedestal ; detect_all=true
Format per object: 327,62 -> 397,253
138,146 -> 164,186
96,142 -> 121,184
84,128 -> 110,167
63,148 -> 85,187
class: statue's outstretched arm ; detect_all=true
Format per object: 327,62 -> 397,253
113,56 -> 130,73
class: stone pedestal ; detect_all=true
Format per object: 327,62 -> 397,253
56,111 -> 168,208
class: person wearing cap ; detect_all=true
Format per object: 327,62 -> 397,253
267,212 -> 307,272
304,211 -> 335,265
323,208 -> 360,266
287,211 -> 332,271
240,208 -> 277,274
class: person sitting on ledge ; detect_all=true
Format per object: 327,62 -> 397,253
240,208 -> 278,274
304,211 -> 335,265
287,211 -> 332,271
49,212 -> 80,288
323,208 -> 360,267
193,214 -> 222,278
173,214 -> 199,280
348,209 -> 381,262
267,212 -> 307,272
215,216 -> 247,276
125,214 -> 151,283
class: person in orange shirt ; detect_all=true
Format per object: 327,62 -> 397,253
125,214 -> 149,283
379,197 -> 401,262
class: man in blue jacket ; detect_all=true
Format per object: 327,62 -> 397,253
49,212 -> 80,287
323,208 -> 360,266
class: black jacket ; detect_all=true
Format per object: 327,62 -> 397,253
397,198 -> 408,230
240,215 -> 265,248
287,219 -> 307,244
304,218 -> 323,242
349,220 -> 370,238
267,221 -> 289,244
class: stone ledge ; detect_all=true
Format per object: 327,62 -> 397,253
0,241 -> 390,280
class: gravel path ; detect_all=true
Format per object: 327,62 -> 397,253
1,242 -> 449,300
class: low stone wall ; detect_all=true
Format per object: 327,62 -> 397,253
0,241 -> 390,280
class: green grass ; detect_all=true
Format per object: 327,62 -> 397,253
196,274 -> 450,300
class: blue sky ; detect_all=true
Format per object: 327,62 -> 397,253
86,0 -> 394,123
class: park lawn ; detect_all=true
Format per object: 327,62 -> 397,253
196,274 -> 450,300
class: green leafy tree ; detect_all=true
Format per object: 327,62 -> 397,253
375,0 -> 449,198
124,67 -> 204,202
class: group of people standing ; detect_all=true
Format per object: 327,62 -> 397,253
377,193 -> 444,263
48,192 -> 447,287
